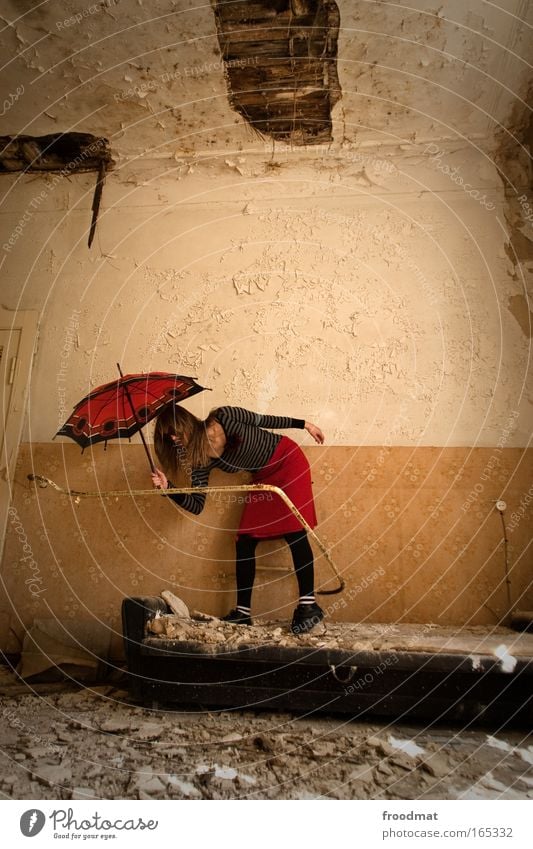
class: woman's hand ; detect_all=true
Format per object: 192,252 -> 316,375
304,421 -> 325,444
152,468 -> 169,490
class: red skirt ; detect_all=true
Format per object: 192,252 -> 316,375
238,436 -> 318,539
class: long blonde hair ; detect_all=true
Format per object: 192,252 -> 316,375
153,405 -> 216,476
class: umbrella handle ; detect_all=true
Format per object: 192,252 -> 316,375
117,363 -> 156,473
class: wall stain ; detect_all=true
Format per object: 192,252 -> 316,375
507,294 -> 533,338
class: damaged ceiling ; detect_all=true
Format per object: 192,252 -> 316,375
0,1 -> 531,159
212,0 -> 341,144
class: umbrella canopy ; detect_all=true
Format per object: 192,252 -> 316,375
56,370 -> 207,450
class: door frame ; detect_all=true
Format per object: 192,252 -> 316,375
0,306 -> 39,559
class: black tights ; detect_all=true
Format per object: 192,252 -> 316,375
235,531 -> 314,610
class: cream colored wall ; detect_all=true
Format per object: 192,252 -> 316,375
1,148 -> 531,447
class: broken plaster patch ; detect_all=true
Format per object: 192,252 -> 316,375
388,735 -> 425,757
493,644 -> 517,673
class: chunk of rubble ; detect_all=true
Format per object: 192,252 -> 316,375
388,752 -> 417,771
167,775 -> 202,797
191,610 -> 219,622
146,616 -> 198,638
214,765 -> 238,780
131,769 -> 167,798
161,590 -> 190,619
136,722 -> 163,741
33,765 -> 72,787
100,718 -> 132,733
388,735 -> 425,757
71,786 -> 99,800
366,735 -> 396,757
311,741 -> 337,758
348,764 -> 375,785
377,761 -> 394,776
24,746 -> 51,759
479,771 -> 515,793
238,773 -> 256,786
55,729 -> 75,743
419,751 -> 450,778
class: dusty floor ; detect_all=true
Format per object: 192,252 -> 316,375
0,665 -> 531,801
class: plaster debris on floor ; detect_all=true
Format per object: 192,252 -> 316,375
0,667 -> 531,801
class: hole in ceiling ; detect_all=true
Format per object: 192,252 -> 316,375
212,0 -> 342,145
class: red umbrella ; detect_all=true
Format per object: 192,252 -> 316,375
56,364 -> 208,471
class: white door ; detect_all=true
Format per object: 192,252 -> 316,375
0,309 -> 38,558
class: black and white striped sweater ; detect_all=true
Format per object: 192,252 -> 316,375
166,406 -> 305,514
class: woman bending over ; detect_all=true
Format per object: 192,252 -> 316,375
152,405 -> 324,635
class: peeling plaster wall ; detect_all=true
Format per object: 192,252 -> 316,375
336,0 -> 533,147
1,150 -> 531,446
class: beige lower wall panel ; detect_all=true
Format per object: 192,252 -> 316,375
1,444 -> 531,657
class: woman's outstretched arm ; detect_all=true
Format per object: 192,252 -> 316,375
215,406 -> 325,444
152,466 -> 208,514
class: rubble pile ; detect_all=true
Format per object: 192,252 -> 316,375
1,666 -> 531,801
145,615 -> 530,657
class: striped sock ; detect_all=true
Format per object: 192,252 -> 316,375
298,595 -> 316,606
236,605 -> 251,615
